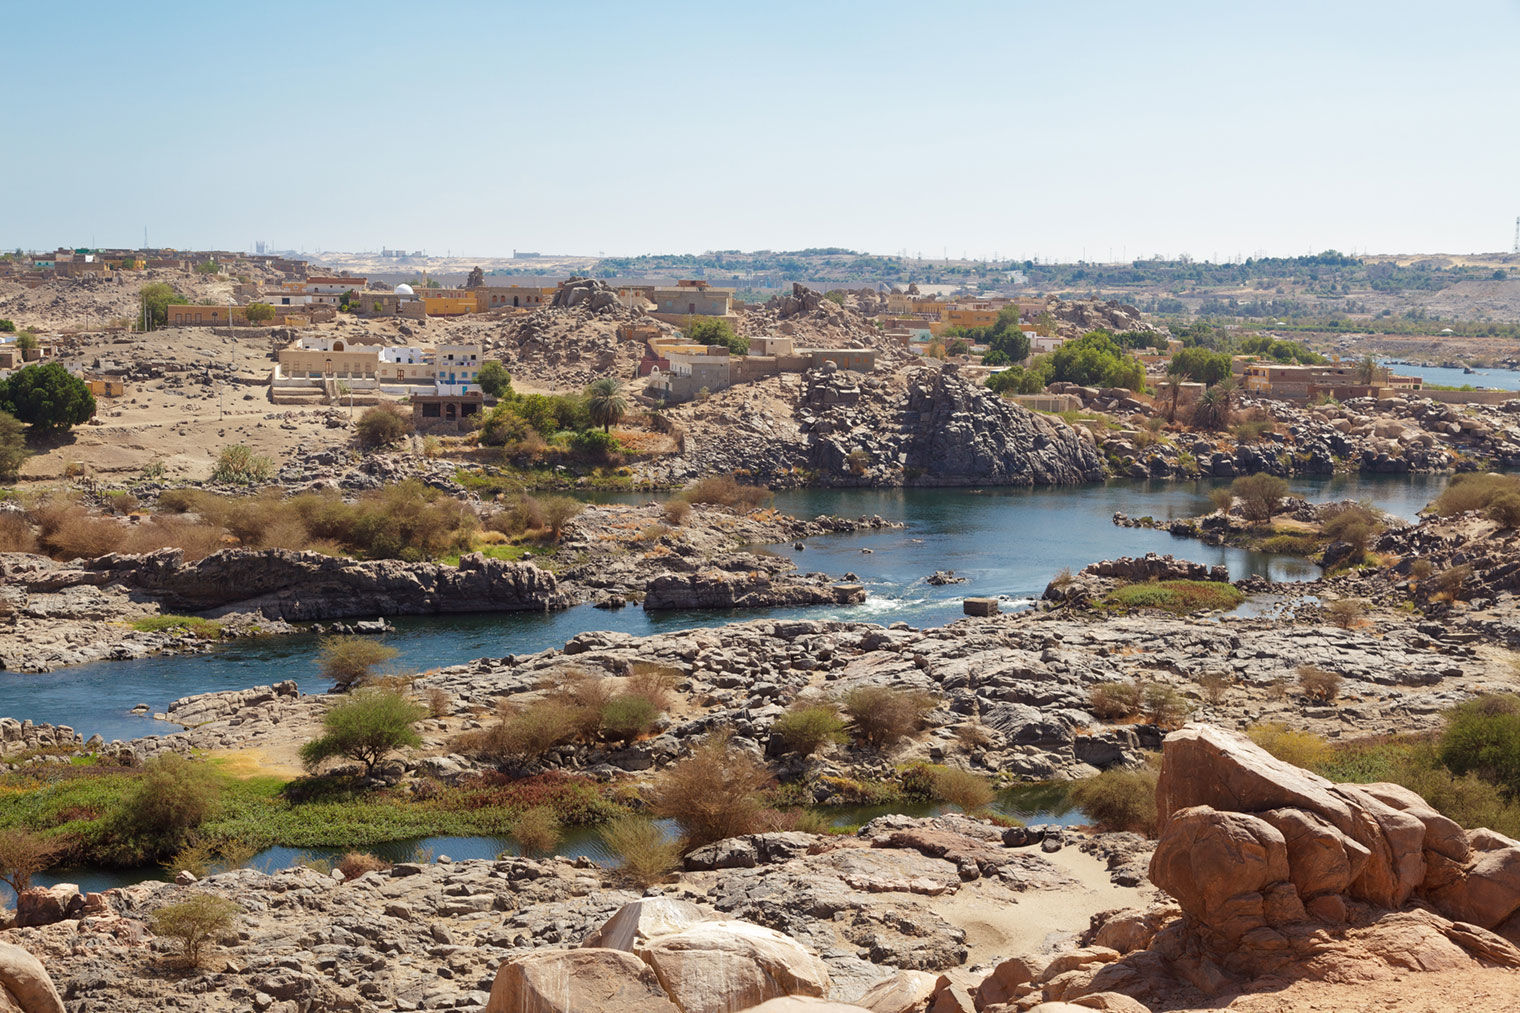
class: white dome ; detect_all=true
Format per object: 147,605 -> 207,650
394,283 -> 415,296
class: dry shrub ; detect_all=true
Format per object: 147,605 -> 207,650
426,687 -> 450,719
1430,564 -> 1474,602
541,496 -> 584,541
770,704 -> 846,756
511,806 -> 561,857
490,495 -> 545,536
1247,723 -> 1333,772
677,475 -> 771,512
1433,472 -> 1520,518
600,817 -> 679,886
120,516 -> 227,560
1195,671 -> 1232,706
0,513 -> 38,553
336,851 -> 392,880
662,499 -> 692,525
650,733 -> 773,850
626,663 -> 680,711
1143,684 -> 1189,726
0,828 -> 64,894
600,694 -> 659,744
842,686 -> 938,748
1088,681 -> 1144,720
930,766 -> 996,813
1297,665 -> 1343,704
1069,765 -> 1159,836
42,507 -> 125,559
459,698 -> 582,764
954,722 -> 995,750
318,636 -> 399,690
1326,598 -> 1366,629
1409,558 -> 1434,582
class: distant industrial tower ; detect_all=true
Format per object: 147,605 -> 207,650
1514,217 -> 1519,254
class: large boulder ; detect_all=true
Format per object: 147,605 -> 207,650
12,884 -> 81,928
582,898 -> 707,951
638,920 -> 830,1013
485,948 -> 679,1013
0,943 -> 64,1013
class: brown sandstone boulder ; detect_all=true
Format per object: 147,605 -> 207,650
1427,844 -> 1520,930
12,885 -> 81,928
1156,724 -> 1424,907
485,948 -> 679,1013
582,897 -> 707,950
739,1001 -> 870,1013
0,943 -> 65,1013
1255,807 -> 1369,898
854,970 -> 946,1013
1148,807 -> 1291,942
638,920 -> 830,1013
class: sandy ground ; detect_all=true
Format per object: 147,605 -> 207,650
947,844 -> 1155,965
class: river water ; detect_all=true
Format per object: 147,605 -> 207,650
0,473 -> 1452,742
1385,362 -> 1520,391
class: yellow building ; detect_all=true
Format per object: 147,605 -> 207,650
423,291 -> 478,316
943,306 -> 1000,329
87,378 -> 128,397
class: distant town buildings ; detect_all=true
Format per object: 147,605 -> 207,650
1242,362 -> 1423,402
640,332 -> 877,403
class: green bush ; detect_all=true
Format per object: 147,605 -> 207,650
1101,580 -> 1244,615
300,688 -> 426,775
686,318 -> 748,355
0,410 -> 29,479
477,361 -> 512,398
600,816 -> 679,886
930,766 -> 995,813
111,755 -> 222,859
843,686 -> 938,749
479,404 -> 532,446
1069,765 -> 1159,836
1231,473 -> 1290,523
132,614 -> 222,639
770,705 -> 846,756
318,636 -> 398,691
1439,694 -> 1520,794
149,893 -> 241,965
600,694 -> 658,744
355,405 -> 412,449
209,444 -> 274,485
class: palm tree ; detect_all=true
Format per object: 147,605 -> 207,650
1191,384 -> 1234,432
1355,354 -> 1384,386
586,377 -> 627,433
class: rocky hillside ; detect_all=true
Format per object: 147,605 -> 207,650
647,363 -> 1105,488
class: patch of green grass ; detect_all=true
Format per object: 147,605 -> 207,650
131,615 -> 223,639
441,543 -> 534,567
454,466 -> 649,495
1258,533 -> 1323,556
1101,580 -> 1245,616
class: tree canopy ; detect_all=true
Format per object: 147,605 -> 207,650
585,377 -> 627,433
1167,346 -> 1234,385
1042,331 -> 1145,391
687,318 -> 748,355
140,282 -> 188,330
0,362 -> 96,433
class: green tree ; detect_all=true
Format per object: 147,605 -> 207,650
1355,354 -> 1385,385
149,894 -> 241,965
986,366 -> 1045,395
140,282 -> 188,330
318,636 -> 399,690
1043,331 -> 1145,391
585,377 -> 627,433
299,687 -> 427,775
687,317 -> 748,355
244,302 -> 274,325
0,410 -> 28,478
1168,346 -> 1233,385
113,754 -> 222,857
0,362 -> 96,433
14,331 -> 38,356
0,320 -> 13,333
1231,473 -> 1290,524
1190,384 -> 1234,431
194,259 -> 220,275
477,360 -> 512,398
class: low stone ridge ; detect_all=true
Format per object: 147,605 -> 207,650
643,570 -> 865,610
91,547 -> 574,620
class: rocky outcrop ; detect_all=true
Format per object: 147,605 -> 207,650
662,364 -> 1105,489
643,570 -> 865,610
1006,724 -> 1520,1010
0,942 -> 64,1013
90,548 -> 573,621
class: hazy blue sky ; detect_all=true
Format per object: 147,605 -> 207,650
6,0 -> 1518,260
